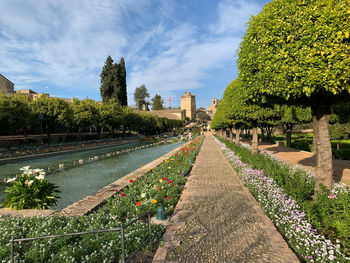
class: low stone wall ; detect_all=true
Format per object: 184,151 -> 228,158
0,141 -> 190,218
0,138 -> 140,164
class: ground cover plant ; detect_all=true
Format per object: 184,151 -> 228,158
215,136 -> 349,262
0,137 -> 203,262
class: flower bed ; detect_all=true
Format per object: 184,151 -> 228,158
214,136 -> 349,263
0,137 -> 203,262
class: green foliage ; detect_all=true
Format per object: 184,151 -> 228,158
117,57 -> 128,106
211,79 -> 281,131
196,111 -> 210,121
100,56 -> 128,105
3,167 -> 60,209
0,138 -> 203,262
151,94 -> 164,110
238,0 -> 350,104
0,93 -> 33,135
134,84 -> 150,110
100,56 -> 116,103
217,136 -> 350,256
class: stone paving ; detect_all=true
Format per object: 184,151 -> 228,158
153,135 -> 299,263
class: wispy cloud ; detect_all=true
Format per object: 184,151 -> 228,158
0,0 -> 264,104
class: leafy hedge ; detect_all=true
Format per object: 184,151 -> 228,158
216,136 -> 350,258
0,138 -> 203,262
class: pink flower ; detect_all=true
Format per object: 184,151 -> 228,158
166,196 -> 170,199
328,194 -> 336,199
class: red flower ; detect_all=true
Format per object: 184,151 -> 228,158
169,180 -> 173,183
136,201 -> 141,206
120,193 -> 126,197
162,177 -> 166,181
181,163 -> 184,165
115,189 -> 119,192
136,177 -> 139,180
143,180 -> 146,182
172,184 -> 175,186
129,179 -> 133,183
158,187 -> 162,190
166,196 -> 170,199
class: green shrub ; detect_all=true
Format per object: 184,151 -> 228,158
2,167 -> 60,209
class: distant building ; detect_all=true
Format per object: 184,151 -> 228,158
0,74 -> 15,95
150,109 -> 185,120
207,98 -> 219,118
180,92 -> 196,120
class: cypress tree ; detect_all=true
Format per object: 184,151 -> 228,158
100,56 -> 115,103
118,57 -> 127,106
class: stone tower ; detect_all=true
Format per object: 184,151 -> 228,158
207,98 -> 219,118
0,74 -> 14,95
181,92 -> 196,120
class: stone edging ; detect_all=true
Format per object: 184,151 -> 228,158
0,141 -> 191,218
152,149 -> 200,263
152,135 -> 299,263
0,138 -> 140,164
217,139 -> 300,262
59,141 -> 192,217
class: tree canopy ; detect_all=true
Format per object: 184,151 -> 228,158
134,84 -> 150,110
151,94 -> 164,110
100,56 -> 128,106
238,0 -> 350,190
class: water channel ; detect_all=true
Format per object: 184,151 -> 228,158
0,141 -> 184,210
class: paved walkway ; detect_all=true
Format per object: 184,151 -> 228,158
153,136 -> 299,263
258,143 -> 350,186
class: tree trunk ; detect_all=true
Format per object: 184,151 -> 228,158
285,124 -> 293,147
266,126 -> 273,140
235,128 -> 241,145
311,102 -> 333,191
230,128 -> 234,142
260,128 -> 265,142
251,125 -> 258,154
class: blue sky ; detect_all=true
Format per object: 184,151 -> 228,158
0,0 -> 269,108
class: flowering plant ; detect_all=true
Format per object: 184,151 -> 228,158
214,136 -> 349,262
2,166 -> 60,210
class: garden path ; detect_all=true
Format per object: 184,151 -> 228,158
153,135 -> 299,263
258,143 -> 350,186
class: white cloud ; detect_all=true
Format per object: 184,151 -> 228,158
210,0 -> 262,35
0,0 -> 263,101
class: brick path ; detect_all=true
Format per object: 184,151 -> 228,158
153,135 -> 299,263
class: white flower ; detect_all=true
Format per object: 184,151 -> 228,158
141,193 -> 146,198
20,166 -> 30,171
32,168 -> 43,173
35,174 -> 45,180
28,180 -> 34,186
5,177 -> 16,183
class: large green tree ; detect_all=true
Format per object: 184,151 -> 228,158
151,94 -> 164,110
134,84 -> 150,110
117,57 -> 127,106
100,56 -> 116,103
238,0 -> 350,190
100,56 -> 127,106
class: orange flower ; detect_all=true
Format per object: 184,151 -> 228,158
136,201 -> 141,206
